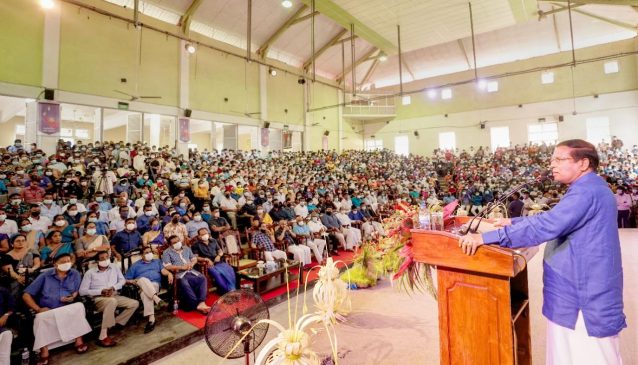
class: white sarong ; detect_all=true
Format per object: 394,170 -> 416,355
546,311 -> 622,365
33,302 -> 92,351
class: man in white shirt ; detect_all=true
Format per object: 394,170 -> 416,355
294,201 -> 309,218
61,194 -> 87,213
219,191 -> 239,229
133,151 -> 146,172
108,198 -> 136,222
0,209 -> 18,236
40,193 -> 62,221
334,208 -> 361,250
27,205 -> 52,232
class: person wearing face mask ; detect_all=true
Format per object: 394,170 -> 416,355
2,234 -> 42,296
75,221 -> 111,262
4,193 -> 29,221
142,218 -> 165,253
62,194 -> 87,214
18,218 -> 45,250
292,216 -> 326,265
201,203 -> 212,222
41,229 -> 75,266
615,186 -> 632,228
135,204 -> 156,235
185,212 -> 210,240
293,200 -> 309,219
335,208 -> 361,251
21,176 -> 46,204
275,220 -> 312,266
219,188 -> 239,230
23,253 -> 92,362
79,251 -> 139,347
191,228 -> 236,294
63,203 -> 85,230
251,221 -> 287,262
320,209 -> 346,255
163,213 -> 189,245
0,208 -> 18,239
161,235 -> 210,314
125,246 -> 172,333
110,218 -> 142,262
49,213 -> 78,244
207,208 -> 232,238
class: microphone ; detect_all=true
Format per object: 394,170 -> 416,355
461,169 -> 551,235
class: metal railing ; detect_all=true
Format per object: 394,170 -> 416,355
343,93 -> 396,116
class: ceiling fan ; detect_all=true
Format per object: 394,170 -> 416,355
231,110 -> 262,118
113,90 -> 162,102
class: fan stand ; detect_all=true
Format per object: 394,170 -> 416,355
243,334 -> 252,365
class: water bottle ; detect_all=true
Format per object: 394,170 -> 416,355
172,300 -> 179,315
21,348 -> 29,365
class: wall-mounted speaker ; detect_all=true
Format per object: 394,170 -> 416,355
480,121 -> 486,129
558,115 -> 564,122
324,130 -> 330,136
264,121 -> 270,128
414,131 -> 419,137
184,109 -> 192,118
44,89 -> 54,100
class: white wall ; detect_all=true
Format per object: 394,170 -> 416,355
364,89 -> 638,155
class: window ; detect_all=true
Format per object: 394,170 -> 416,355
438,132 -> 456,151
60,128 -> 73,137
487,81 -> 499,93
441,88 -> 452,100
394,135 -> 409,156
586,117 -> 610,145
541,71 -> 554,84
365,139 -> 383,151
187,143 -> 198,150
75,129 -> 89,139
490,127 -> 510,151
604,60 -> 619,74
401,95 -> 411,105
528,122 -> 558,145
15,125 -> 25,135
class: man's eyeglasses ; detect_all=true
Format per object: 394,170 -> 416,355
550,157 -> 573,163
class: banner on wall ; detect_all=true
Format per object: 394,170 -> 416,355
261,128 -> 269,147
37,102 -> 60,135
322,135 -> 328,150
282,130 -> 292,149
178,118 -> 190,143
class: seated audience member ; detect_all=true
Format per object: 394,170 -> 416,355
185,211 -> 210,239
191,228 -> 236,295
28,204 -> 51,232
252,221 -> 287,262
320,208 -> 345,255
79,251 -> 139,347
40,230 -> 75,266
85,210 -> 110,237
292,216 -> 326,264
125,246 -> 171,333
23,253 -> 92,363
0,208 -> 19,239
48,214 -> 78,246
135,204 -> 156,235
142,217 -> 165,252
40,193 -> 62,221
0,287 -> 14,365
18,217 -> 45,250
2,234 -> 41,296
335,208 -> 361,251
110,218 -> 143,261
163,213 -> 189,245
75,221 -> 110,263
275,220 -> 312,266
161,235 -> 210,314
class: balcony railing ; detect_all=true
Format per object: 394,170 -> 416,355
343,93 -> 396,116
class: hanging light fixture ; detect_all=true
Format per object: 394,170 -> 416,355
40,0 -> 55,9
379,53 -> 388,62
281,0 -> 293,8
185,43 -> 196,54
268,68 -> 277,76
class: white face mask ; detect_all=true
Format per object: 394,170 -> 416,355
144,253 -> 154,261
69,199 -> 77,204
0,215 -> 5,221
201,234 -> 210,241
55,220 -> 66,227
126,223 -> 136,231
68,210 -> 78,216
173,242 -> 183,250
43,199 -> 53,205
22,224 -> 32,232
98,260 -> 110,268
194,215 -> 202,222
144,211 -> 154,217
96,197 -> 103,202
88,217 -> 98,223
57,262 -> 73,272
86,228 -> 97,235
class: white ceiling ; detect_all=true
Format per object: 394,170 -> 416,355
98,1 -> 638,89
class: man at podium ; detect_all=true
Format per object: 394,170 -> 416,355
459,139 -> 625,365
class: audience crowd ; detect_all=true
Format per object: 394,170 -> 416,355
0,135 -> 636,364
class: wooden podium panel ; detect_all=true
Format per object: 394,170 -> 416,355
412,220 -> 534,365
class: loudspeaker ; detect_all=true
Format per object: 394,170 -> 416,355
414,131 -> 419,137
558,115 -> 564,122
44,89 -> 54,100
480,121 -> 486,129
324,130 -> 330,136
184,109 -> 192,118
264,121 -> 270,128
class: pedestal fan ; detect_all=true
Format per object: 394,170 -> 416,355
204,289 -> 270,365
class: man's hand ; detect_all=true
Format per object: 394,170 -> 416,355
458,234 -> 485,255
0,314 -> 9,327
37,307 -> 50,314
214,255 -> 221,263
493,218 -> 512,227
167,273 -> 174,285
126,279 -> 137,285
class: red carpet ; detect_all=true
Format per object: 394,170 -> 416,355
176,250 -> 356,329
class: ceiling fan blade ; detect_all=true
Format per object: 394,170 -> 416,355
114,90 -> 133,97
138,96 -> 162,99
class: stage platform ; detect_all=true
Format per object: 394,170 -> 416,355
153,229 -> 637,365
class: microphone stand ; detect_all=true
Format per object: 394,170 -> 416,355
460,171 -> 550,235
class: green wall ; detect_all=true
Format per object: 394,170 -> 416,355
307,82 -> 340,150
0,0 -> 44,87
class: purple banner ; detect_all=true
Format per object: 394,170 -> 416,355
38,102 -> 60,135
322,135 -> 328,150
178,118 -> 190,143
261,128 -> 269,147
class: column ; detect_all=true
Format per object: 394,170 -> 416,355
338,89 -> 344,152
147,114 -> 160,147
176,40 -> 191,157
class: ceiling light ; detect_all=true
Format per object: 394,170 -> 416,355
185,43 -> 196,54
40,0 -> 55,9
379,53 -> 388,62
269,68 -> 277,76
281,0 -> 293,8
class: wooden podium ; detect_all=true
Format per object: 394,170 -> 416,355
411,217 -> 537,365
